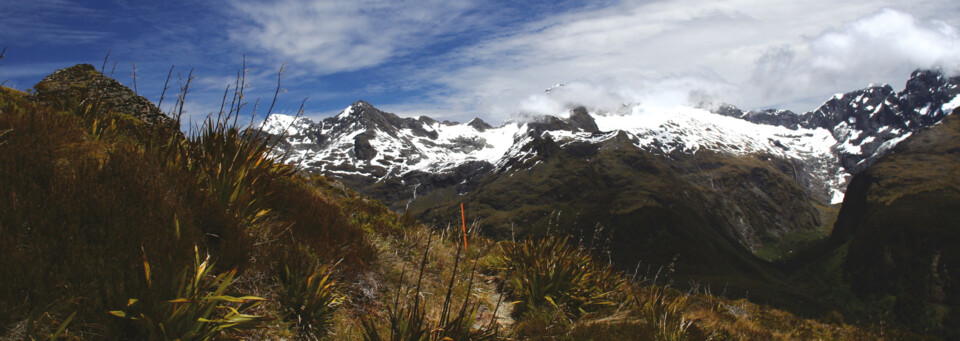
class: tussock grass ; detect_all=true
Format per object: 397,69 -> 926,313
0,86 -> 232,336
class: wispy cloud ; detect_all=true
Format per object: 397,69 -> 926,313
228,0 -> 476,74
6,0 -> 960,125
396,0 -> 887,118
0,1 -> 110,45
369,0 -> 960,120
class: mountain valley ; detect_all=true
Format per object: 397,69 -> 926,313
2,63 -> 958,339
263,70 -> 960,261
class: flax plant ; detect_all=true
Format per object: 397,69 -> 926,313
109,246 -> 266,340
157,62 -> 297,226
632,286 -> 696,341
488,235 -> 625,318
183,118 -> 294,225
277,246 -> 345,339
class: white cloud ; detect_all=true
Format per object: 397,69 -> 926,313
749,8 -> 960,109
389,0 -> 920,120
229,0 -> 474,74
223,0 -> 960,122
515,77 -> 738,118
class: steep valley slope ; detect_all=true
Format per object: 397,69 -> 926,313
787,109 -> 960,337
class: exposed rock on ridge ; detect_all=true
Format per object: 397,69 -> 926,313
31,64 -> 173,128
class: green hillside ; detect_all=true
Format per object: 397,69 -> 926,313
414,131 -> 834,313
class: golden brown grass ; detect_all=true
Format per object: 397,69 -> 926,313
0,77 -> 377,338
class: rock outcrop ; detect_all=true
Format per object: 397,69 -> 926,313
31,64 -> 173,128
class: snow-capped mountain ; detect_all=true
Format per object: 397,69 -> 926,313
262,101 -> 523,180
719,70 -> 960,176
262,70 -> 959,207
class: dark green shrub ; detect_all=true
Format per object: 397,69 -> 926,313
268,176 -> 376,274
487,235 -> 625,318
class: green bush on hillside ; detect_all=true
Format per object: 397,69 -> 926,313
487,235 -> 625,318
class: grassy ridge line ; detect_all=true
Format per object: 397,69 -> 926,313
0,81 -> 375,339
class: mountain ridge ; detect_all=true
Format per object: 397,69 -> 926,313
784,108 -> 960,337
260,69 -> 959,280
264,69 -> 960,210
717,70 -> 960,174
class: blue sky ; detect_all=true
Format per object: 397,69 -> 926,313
2,0 -> 960,125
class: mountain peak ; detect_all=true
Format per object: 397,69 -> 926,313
909,68 -> 944,80
335,100 -> 396,126
714,104 -> 745,119
337,100 -> 377,118
864,83 -> 892,90
743,109 -> 799,130
901,68 -> 960,126
467,117 -> 493,131
351,99 -> 375,109
568,106 -> 600,133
